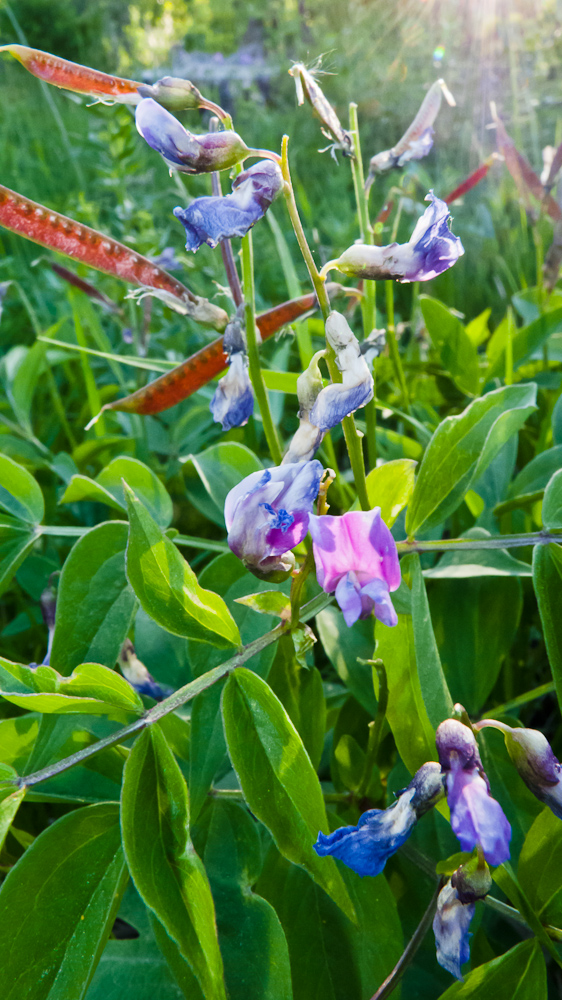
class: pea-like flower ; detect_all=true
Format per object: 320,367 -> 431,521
475,719 -> 562,820
118,640 -> 169,702
314,762 -> 445,877
135,98 -> 249,173
320,192 -> 464,283
436,719 -> 511,866
308,507 -> 401,628
225,460 -> 323,579
174,160 -> 283,253
434,855 -> 492,980
210,310 -> 254,431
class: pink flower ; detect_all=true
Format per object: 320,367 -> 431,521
308,508 -> 401,627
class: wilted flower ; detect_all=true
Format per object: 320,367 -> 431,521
210,310 -> 254,431
174,160 -> 283,253
475,719 -> 562,820
366,78 -> 455,184
282,350 -> 325,464
434,855 -> 492,980
321,192 -> 464,283
436,719 -> 511,866
118,639 -> 169,702
135,98 -> 249,173
289,62 -> 354,159
308,311 -> 374,433
314,762 -> 445,877
225,460 -> 323,579
308,507 -> 401,628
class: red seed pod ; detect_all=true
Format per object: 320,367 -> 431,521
0,44 -> 142,103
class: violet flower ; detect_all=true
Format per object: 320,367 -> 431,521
135,98 -> 249,174
321,192 -> 464,283
308,507 -> 401,628
210,310 -> 254,431
174,160 -> 283,253
433,882 -> 474,980
436,719 -> 511,866
476,720 -> 562,820
118,640 -> 169,702
225,460 -> 323,579
314,762 -> 445,877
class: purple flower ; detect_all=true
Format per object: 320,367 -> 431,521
314,762 -> 445,877
436,719 -> 511,866
135,98 -> 249,174
174,160 -> 283,252
118,640 -> 169,702
308,508 -> 401,628
225,461 -> 323,579
210,310 -> 254,431
366,79 -> 455,180
322,192 -> 464,283
433,882 -> 474,980
476,720 -> 562,820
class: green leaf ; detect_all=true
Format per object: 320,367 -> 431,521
439,939 -> 545,999
235,590 -> 291,617
267,634 -> 326,770
508,444 -> 562,498
203,800 -> 293,1000
0,785 -> 26,853
518,807 -> 562,926
189,683 -> 228,823
365,458 -> 417,526
0,454 -> 44,524
0,516 -> 36,597
430,574 -> 522,714
533,542 -> 562,711
221,667 -> 356,923
61,456 -> 174,528
121,725 -> 227,1000
125,486 -> 240,649
492,862 -> 562,969
405,384 -> 537,536
50,521 -> 137,675
0,803 -> 128,1000
316,607 -> 377,714
257,843 -> 402,1000
0,657 -> 143,720
487,305 -> 562,380
8,340 -> 48,431
542,468 -> 562,529
261,369 -> 300,394
420,295 -> 481,396
183,442 -> 263,526
408,553 -> 453,727
465,308 -> 491,347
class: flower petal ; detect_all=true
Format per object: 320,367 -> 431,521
433,883 -> 474,980
209,352 -> 254,431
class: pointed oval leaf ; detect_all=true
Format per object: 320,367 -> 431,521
365,458 -> 417,526
420,296 -> 481,396
0,657 -> 143,720
533,542 -> 562,712
439,939 -> 545,999
0,454 -> 44,524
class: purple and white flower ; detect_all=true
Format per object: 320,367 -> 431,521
135,98 -> 249,174
366,78 -> 455,180
314,762 -> 445,877
210,310 -> 254,431
174,160 -> 283,252
118,640 -> 169,702
309,507 -> 401,628
476,719 -> 562,820
322,192 -> 464,283
225,460 -> 323,579
434,855 -> 492,980
436,719 -> 511,866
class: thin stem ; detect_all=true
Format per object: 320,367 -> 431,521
210,119 -> 243,308
241,230 -> 283,465
290,546 -> 315,626
395,530 -> 562,554
357,660 -> 388,799
369,883 -> 441,1000
385,280 -> 410,411
349,102 -> 377,469
9,591 -> 334,791
505,306 -> 514,386
483,681 -> 556,717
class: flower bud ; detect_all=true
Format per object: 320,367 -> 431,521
136,98 -> 249,174
476,720 -> 562,819
137,76 -> 204,111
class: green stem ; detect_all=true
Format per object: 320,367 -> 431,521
241,230 -> 283,465
369,883 -> 441,1000
280,134 -> 370,510
505,306 -> 514,386
290,546 -> 315,626
386,280 -> 410,411
487,681 -> 556,717
10,591 -> 335,791
357,660 -> 388,798
396,530 -> 561,554
349,102 -> 377,470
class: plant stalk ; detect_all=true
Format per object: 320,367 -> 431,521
369,883 -> 441,1000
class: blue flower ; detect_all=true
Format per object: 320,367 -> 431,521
314,762 -> 445,877
119,640 -> 170,702
225,460 -> 323,579
322,192 -> 464,283
174,160 -> 283,252
210,352 -> 254,431
436,719 -> 511,866
135,98 -> 249,174
433,882 -> 474,980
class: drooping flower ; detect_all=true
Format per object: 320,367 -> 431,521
314,762 -> 445,877
321,192 -> 464,283
434,854 -> 492,980
366,78 -> 455,183
225,460 -> 323,579
308,507 -> 401,628
174,160 -> 283,253
210,309 -> 254,431
436,718 -> 511,866
118,639 -> 169,702
282,350 -> 325,464
289,62 -> 354,159
475,719 -> 562,820
135,98 -> 249,174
